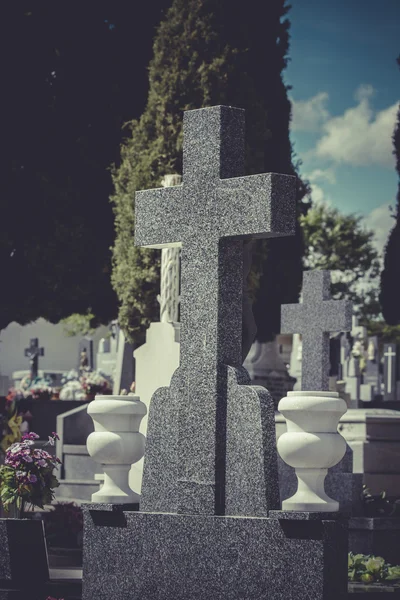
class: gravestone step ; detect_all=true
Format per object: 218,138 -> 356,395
62,444 -> 102,480
55,479 -> 99,501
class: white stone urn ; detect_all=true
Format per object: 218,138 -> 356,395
277,391 -> 347,511
86,395 -> 147,503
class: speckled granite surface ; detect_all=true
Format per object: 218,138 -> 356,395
0,519 -> 49,585
134,106 -> 296,516
82,507 -> 348,600
281,270 -> 352,391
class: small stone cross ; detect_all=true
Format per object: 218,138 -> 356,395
24,338 -> 44,380
281,270 -> 352,391
135,105 -> 296,514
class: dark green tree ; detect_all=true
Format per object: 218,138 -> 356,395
1,3 -> 170,331
301,203 -> 381,320
380,56 -> 400,325
111,0 -> 309,345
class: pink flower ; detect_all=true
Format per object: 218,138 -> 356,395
37,459 -> 47,467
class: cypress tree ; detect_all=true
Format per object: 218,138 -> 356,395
380,56 -> 400,325
111,0 -> 309,345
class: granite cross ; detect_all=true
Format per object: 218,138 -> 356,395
135,105 -> 296,514
24,338 -> 44,380
281,270 -> 353,391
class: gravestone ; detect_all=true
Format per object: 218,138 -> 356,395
112,324 -> 135,395
363,335 -> 380,393
288,332 -> 302,390
78,337 -> 93,374
383,343 -> 399,402
96,321 -> 119,380
281,270 -> 352,390
24,337 -> 44,380
82,106 -> 347,600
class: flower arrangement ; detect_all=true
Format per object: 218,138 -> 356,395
19,375 -> 55,401
80,370 -> 112,397
348,552 -> 400,583
0,432 -> 61,514
58,369 -> 112,400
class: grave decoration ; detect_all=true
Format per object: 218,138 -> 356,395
82,106 -> 349,600
59,369 -> 112,400
0,431 -> 61,516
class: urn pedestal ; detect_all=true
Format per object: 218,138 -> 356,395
277,391 -> 347,511
86,394 -> 147,503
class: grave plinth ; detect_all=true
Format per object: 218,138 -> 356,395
82,106 -> 347,600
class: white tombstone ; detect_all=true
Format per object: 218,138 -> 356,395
288,333 -> 302,391
128,174 -> 182,494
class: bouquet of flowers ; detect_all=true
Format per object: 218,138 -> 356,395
0,432 -> 61,513
80,370 -> 112,397
59,370 -> 86,400
20,375 -> 54,401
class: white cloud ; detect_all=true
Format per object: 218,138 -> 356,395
306,168 -> 337,185
363,202 -> 396,255
291,92 -> 330,132
315,86 -> 398,168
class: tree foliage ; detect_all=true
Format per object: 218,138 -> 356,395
301,203 -> 381,321
111,0 -> 309,345
2,3 -> 170,331
380,56 -> 400,325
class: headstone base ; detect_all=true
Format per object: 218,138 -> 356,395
82,505 -> 348,600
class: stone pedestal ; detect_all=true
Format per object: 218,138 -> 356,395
82,505 -> 348,600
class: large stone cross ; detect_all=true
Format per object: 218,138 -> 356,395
135,105 -> 296,514
281,270 -> 352,391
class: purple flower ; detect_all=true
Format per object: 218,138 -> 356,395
22,455 -> 33,463
37,459 -> 47,467
28,474 -> 37,483
51,432 -> 60,441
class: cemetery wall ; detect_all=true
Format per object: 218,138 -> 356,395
0,318 -> 109,380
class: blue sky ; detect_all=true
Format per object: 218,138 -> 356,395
286,0 -> 399,254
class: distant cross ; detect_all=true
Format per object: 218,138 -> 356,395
135,105 -> 296,513
24,338 -> 44,380
281,270 -> 352,391
384,344 -> 397,395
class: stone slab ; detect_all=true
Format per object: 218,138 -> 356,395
351,440 -> 400,473
140,365 -> 280,517
0,519 -> 49,585
82,506 -> 348,600
349,517 -> 400,566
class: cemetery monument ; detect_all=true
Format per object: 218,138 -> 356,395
82,106 -> 348,600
